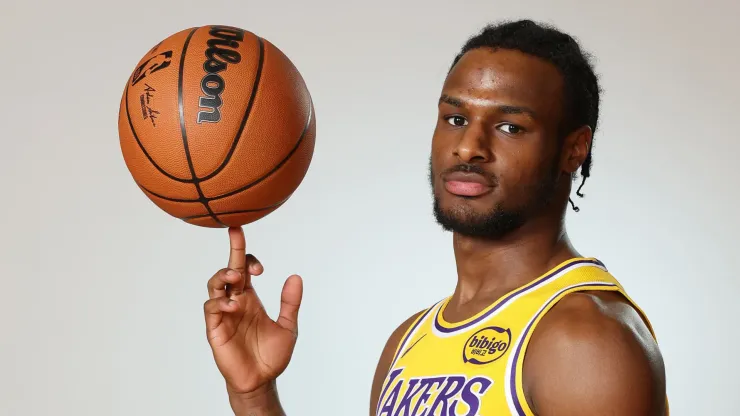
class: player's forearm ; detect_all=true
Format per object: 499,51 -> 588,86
228,382 -> 285,416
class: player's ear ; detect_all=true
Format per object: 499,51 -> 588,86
561,125 -> 592,174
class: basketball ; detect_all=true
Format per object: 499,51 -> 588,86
118,25 -> 316,228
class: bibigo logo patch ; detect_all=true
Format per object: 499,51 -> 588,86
463,326 -> 512,365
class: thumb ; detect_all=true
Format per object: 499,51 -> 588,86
276,274 -> 303,336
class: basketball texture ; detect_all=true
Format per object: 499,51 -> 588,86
118,25 -> 316,228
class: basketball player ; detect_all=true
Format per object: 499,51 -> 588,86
203,20 -> 667,415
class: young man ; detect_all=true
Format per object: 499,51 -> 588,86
203,20 -> 667,415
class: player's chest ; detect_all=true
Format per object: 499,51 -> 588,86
377,325 -> 517,416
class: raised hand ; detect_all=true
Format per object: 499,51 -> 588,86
204,227 -> 303,401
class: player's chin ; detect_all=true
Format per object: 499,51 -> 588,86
436,198 -> 495,223
434,203 -> 493,234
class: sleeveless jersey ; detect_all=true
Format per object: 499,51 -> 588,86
375,257 -> 664,416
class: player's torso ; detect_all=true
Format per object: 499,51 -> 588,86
375,257 -> 658,416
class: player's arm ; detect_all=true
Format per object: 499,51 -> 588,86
204,228 -> 302,416
524,292 -> 667,416
369,310 -> 425,416
227,382 -> 284,416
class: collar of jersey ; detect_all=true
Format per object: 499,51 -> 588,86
433,257 -> 604,332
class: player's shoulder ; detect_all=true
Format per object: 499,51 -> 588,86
370,308 -> 428,414
534,290 -> 656,349
523,290 -> 667,414
374,304 -> 434,374
380,308 -> 427,358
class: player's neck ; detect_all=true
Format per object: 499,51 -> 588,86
450,217 -> 579,304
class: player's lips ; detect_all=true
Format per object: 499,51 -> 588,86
442,172 -> 494,197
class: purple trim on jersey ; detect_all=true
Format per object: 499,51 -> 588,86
434,259 -> 606,334
509,281 -> 617,416
377,302 -> 441,416
388,301 -> 440,371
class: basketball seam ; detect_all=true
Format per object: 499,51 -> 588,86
198,36 -> 265,182
181,197 -> 290,220
178,27 -> 226,227
124,84 -> 193,183
136,182 -> 200,203
137,99 -> 313,204
209,99 -> 313,200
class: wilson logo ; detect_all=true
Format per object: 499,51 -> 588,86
462,326 -> 512,365
197,26 -> 244,123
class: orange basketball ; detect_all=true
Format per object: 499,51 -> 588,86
118,25 -> 316,228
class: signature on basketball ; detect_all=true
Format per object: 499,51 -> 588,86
139,84 -> 160,127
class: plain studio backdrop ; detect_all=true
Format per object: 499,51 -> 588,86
1,0 -> 738,414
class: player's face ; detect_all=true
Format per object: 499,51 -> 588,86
430,48 -> 567,238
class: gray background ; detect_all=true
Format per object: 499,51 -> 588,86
1,0 -> 738,414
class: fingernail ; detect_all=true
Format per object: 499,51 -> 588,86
226,269 -> 238,278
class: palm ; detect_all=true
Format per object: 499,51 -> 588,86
204,227 -> 302,394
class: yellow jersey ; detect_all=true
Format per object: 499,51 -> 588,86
375,257 -> 661,416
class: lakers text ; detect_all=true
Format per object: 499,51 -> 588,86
378,368 -> 493,416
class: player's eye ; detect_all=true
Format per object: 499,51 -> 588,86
445,115 -> 468,127
497,123 -> 524,135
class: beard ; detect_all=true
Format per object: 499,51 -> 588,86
430,156 -> 561,239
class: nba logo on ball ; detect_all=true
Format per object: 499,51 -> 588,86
463,326 -> 512,365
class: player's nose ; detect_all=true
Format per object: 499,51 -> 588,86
453,123 -> 492,164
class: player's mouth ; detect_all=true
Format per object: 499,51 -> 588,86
442,171 -> 494,197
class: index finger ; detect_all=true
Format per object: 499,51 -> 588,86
227,226 -> 246,274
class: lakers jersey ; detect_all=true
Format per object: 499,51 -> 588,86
375,257 -> 661,416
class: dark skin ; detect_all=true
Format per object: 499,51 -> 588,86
369,48 -> 666,415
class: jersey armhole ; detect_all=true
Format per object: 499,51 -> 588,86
605,290 -> 669,414
388,307 -> 430,361
376,301 -> 443,415
612,290 -> 659,340
387,298 -> 445,366
508,283 -> 622,416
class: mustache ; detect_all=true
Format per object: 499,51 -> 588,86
441,164 -> 498,185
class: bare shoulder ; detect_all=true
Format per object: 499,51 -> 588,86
524,291 -> 667,416
368,309 -> 426,416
